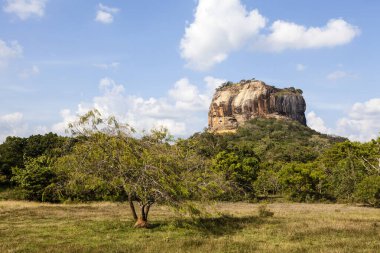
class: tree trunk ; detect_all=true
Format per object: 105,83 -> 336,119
134,204 -> 148,228
145,204 -> 151,220
128,194 -> 138,221
133,203 -> 153,228
134,217 -> 148,228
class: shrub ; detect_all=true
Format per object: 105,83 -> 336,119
355,175 -> 380,207
11,156 -> 56,201
279,162 -> 330,202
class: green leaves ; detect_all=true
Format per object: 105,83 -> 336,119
47,110 -> 230,223
355,175 -> 380,207
11,155 -> 56,201
278,162 -> 329,201
211,150 -> 259,196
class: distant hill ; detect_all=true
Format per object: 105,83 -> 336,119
208,79 -> 306,133
191,117 -> 346,163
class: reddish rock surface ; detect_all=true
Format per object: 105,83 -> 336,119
208,80 -> 306,132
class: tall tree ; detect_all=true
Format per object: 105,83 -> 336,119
56,110 -> 228,228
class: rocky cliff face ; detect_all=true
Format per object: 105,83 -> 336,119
208,80 -> 306,132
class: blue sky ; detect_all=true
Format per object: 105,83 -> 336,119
0,0 -> 379,142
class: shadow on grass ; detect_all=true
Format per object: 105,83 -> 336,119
160,215 -> 275,236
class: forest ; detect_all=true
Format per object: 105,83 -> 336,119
1,110 -> 379,228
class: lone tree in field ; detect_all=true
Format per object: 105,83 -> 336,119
56,110 -> 227,228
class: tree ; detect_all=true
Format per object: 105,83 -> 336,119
0,136 -> 26,185
355,175 -> 380,207
55,110 -> 228,228
279,162 -> 329,201
211,149 -> 259,197
23,133 -> 67,158
253,169 -> 281,197
11,155 -> 56,201
319,141 -> 379,201
0,133 -> 69,186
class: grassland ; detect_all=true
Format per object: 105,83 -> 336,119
0,201 -> 379,253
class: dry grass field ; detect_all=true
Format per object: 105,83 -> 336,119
0,201 -> 379,253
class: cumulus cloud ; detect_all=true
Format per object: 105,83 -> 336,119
307,99 -> 380,142
307,111 -> 331,134
180,0 -> 266,71
0,112 -> 28,142
95,3 -> 119,24
180,0 -> 359,70
0,39 -> 23,68
257,19 -> 360,52
204,76 -> 227,94
53,77 -> 225,136
3,0 -> 47,20
335,99 -> 380,142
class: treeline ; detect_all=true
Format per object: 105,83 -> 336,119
187,118 -> 380,207
1,114 -> 379,209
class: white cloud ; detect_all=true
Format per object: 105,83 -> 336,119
168,78 -> 210,111
296,64 -> 306,71
93,62 -> 120,70
19,65 -> 39,79
95,3 -> 119,24
257,19 -> 360,52
326,70 -> 356,81
308,99 -> 380,142
0,39 -> 22,68
204,76 -> 227,94
327,70 -> 347,80
51,109 -> 77,135
180,0 -> 266,71
3,0 -> 47,20
307,111 -> 331,134
336,99 -> 380,141
53,77 -> 225,137
180,1 -> 359,69
0,112 -> 28,142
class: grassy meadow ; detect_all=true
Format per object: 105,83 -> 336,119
0,201 -> 379,253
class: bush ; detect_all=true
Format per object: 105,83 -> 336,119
211,150 -> 259,196
279,162 -> 330,202
11,156 -> 56,201
253,169 -> 280,196
355,175 -> 380,207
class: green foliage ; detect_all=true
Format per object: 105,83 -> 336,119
211,150 -> 259,196
355,175 -> 380,207
0,174 -> 7,184
279,162 -> 330,201
23,133 -> 67,158
0,136 -> 26,184
11,156 -> 56,201
49,110 -> 230,224
216,81 -> 234,91
189,118 -> 345,164
253,168 -> 281,197
319,141 -> 380,201
1,110 -> 379,208
181,131 -> 227,158
0,133 -> 69,186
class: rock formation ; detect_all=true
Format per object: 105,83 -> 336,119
208,79 -> 306,133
